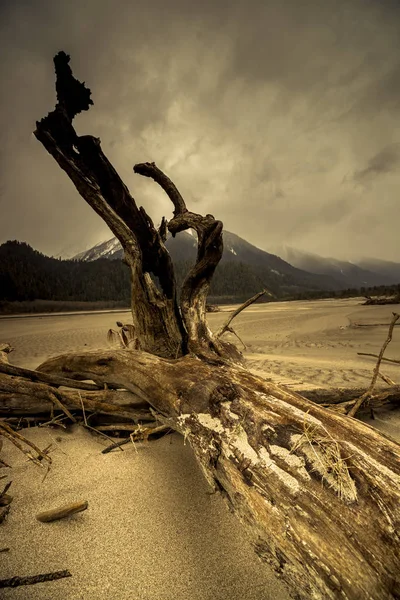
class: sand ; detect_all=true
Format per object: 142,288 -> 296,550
1,298 -> 399,598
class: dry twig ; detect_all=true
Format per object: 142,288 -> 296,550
78,391 -> 124,450
0,422 -> 52,467
101,424 -> 170,454
216,290 -> 273,341
357,352 -> 400,365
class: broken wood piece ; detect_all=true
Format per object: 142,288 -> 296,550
0,569 -> 72,588
0,547 -> 10,552
36,500 -> 88,522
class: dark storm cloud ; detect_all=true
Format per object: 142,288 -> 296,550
347,144 -> 400,185
1,0 -> 400,261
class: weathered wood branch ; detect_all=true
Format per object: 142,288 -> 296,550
216,290 -> 272,339
37,349 -> 400,600
34,52 -> 185,358
134,162 -> 241,361
0,356 -> 102,390
0,376 -> 152,421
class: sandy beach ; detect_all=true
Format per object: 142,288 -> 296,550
1,298 -> 399,598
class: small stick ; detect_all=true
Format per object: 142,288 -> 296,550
47,391 -> 76,424
0,426 -> 43,467
101,424 -> 170,454
352,322 -> 400,328
0,547 -> 10,552
216,290 -> 273,339
78,392 -> 123,450
39,414 -> 69,428
223,326 -> 247,349
357,352 -> 400,365
36,500 -> 88,522
0,422 -> 52,465
95,423 -> 147,432
348,313 -> 400,418
0,569 -> 72,588
379,372 -> 396,386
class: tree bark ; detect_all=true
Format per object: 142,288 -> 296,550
36,349 -> 400,600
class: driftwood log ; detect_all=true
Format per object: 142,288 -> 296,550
37,349 -> 400,600
0,51 -> 399,599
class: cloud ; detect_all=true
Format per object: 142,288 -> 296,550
1,0 -> 400,261
346,143 -> 400,186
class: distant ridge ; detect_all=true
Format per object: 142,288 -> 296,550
273,245 -> 400,289
73,230 -> 400,289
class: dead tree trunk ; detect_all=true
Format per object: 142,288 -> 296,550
6,51 -> 395,599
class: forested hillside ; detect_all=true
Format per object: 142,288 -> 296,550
0,241 -> 131,303
2,240 -> 399,312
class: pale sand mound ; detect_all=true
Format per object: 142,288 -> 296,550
0,427 -> 290,600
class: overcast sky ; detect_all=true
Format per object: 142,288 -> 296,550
1,0 -> 400,261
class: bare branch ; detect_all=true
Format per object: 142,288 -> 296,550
358,352 -> 400,365
134,162 -> 187,216
216,290 -> 273,338
348,312 -> 400,418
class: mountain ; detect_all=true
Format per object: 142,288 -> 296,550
73,231 -> 344,295
274,246 -> 400,289
73,237 -> 122,261
356,258 -> 400,284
